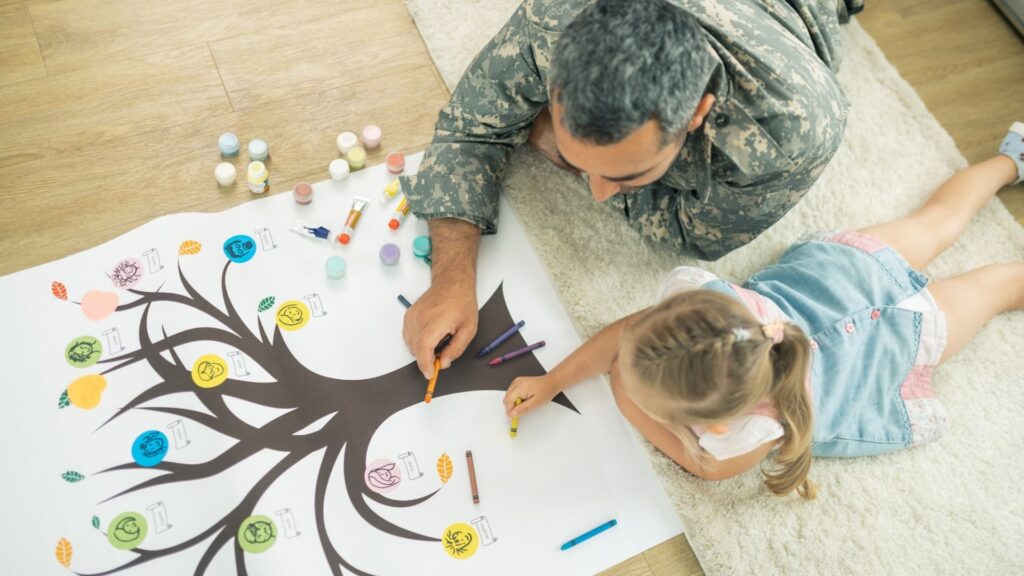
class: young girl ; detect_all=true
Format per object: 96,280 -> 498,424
504,125 -> 1024,499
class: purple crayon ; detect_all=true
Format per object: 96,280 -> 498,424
488,341 -> 546,367
477,320 -> 526,357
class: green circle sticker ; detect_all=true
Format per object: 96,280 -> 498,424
107,511 -> 147,550
238,515 -> 276,553
65,335 -> 103,368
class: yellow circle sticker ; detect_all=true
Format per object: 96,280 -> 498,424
191,354 -> 229,388
275,300 -> 310,332
442,523 -> 479,560
67,374 -> 107,409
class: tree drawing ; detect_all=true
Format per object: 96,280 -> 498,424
72,254 -> 578,575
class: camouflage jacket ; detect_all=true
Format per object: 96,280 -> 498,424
400,0 -> 850,260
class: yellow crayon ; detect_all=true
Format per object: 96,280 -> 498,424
510,398 -> 521,437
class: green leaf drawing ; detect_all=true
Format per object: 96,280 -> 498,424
257,296 -> 275,313
58,390 -> 70,409
91,516 -> 100,530
61,471 -> 85,483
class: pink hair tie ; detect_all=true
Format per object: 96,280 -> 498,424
761,321 -> 785,344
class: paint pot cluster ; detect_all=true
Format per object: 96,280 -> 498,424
213,132 -> 272,194
332,125 -> 393,182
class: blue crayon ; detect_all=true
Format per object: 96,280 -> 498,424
397,294 -> 412,309
476,320 -> 526,357
560,519 -> 618,551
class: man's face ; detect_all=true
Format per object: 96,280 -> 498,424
551,100 -> 686,203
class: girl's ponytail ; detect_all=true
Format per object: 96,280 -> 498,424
762,323 -> 816,499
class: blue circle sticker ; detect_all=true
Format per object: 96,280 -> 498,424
132,430 -> 169,467
223,235 -> 257,263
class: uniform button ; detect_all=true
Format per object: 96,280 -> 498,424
714,113 -> 730,128
871,309 -> 881,320
845,323 -> 855,334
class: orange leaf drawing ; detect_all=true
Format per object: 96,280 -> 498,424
55,537 -> 72,568
52,281 -> 68,301
178,240 -> 202,255
437,453 -> 453,484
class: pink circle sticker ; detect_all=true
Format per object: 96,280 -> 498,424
364,458 -> 402,494
110,257 -> 144,289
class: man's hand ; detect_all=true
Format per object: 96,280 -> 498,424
402,218 -> 482,379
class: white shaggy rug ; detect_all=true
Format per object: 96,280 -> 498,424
404,1 -> 1024,574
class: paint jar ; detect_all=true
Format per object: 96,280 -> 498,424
293,182 -> 313,204
362,125 -> 382,149
379,243 -> 400,266
413,236 -> 431,260
219,133 -> 239,158
329,158 -> 350,181
325,255 -> 347,279
246,161 -> 269,194
347,146 -> 367,170
386,152 -> 405,174
337,131 -> 358,154
248,139 -> 269,162
214,162 -> 236,186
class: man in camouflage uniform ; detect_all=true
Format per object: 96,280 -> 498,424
401,0 -> 858,378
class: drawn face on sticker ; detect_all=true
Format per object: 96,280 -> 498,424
131,430 -> 169,467
65,336 -> 103,368
237,515 -> 276,553
223,235 -> 257,263
107,512 -> 147,550
191,354 -> 229,388
110,258 -> 144,289
275,301 -> 310,332
442,523 -> 479,559
364,458 -> 402,493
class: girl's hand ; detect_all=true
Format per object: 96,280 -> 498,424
503,375 -> 561,418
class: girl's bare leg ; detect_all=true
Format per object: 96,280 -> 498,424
858,155 -> 1018,270
928,263 -> 1024,364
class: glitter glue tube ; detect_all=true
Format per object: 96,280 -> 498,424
338,197 -> 369,245
291,221 -> 335,242
388,195 -> 411,230
380,179 -> 400,204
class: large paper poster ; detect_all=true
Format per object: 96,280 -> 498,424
0,154 -> 682,575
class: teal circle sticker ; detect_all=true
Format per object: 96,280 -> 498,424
65,335 -> 102,368
223,235 -> 257,263
238,515 -> 277,553
131,430 -> 169,467
107,511 -> 147,550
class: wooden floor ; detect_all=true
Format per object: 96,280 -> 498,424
0,1 -> 1020,575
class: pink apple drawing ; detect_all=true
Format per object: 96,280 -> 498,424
81,290 -> 119,321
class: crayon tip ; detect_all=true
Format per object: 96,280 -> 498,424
488,358 -> 501,367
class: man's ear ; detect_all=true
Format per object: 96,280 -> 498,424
686,93 -> 717,133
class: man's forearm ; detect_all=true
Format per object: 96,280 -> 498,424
427,218 -> 482,288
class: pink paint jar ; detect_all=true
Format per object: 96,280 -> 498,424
293,182 -> 313,205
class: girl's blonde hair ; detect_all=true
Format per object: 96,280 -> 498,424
623,290 -> 816,499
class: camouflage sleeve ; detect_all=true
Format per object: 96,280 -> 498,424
399,2 -> 550,234
620,148 -> 838,262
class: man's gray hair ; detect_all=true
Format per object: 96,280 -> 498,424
548,0 -> 716,146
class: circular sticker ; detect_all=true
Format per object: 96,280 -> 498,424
191,354 -> 229,388
65,335 -> 103,368
275,300 -> 310,332
223,235 -> 257,263
442,523 -> 479,560
107,511 -> 147,550
238,515 -> 277,553
364,459 -> 402,494
67,374 -> 107,409
110,257 -> 144,289
131,430 -> 169,467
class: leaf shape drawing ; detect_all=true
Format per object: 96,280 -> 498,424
61,471 -> 85,483
55,537 -> 72,568
57,390 -> 70,409
257,296 -> 275,313
178,240 -> 202,255
437,453 -> 453,484
91,516 -> 100,530
52,281 -> 68,300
